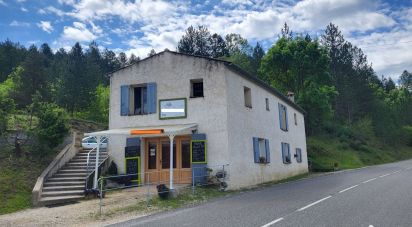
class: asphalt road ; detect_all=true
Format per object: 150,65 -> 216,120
110,160 -> 412,227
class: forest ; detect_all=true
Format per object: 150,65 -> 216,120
0,22 -> 412,163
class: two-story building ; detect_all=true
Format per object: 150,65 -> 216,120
85,50 -> 308,190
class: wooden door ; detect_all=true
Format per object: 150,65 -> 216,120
145,138 -> 160,184
144,136 -> 192,185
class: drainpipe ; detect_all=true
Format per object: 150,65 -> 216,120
169,134 -> 175,190
93,135 -> 101,189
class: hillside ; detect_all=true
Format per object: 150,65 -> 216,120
0,119 -> 106,215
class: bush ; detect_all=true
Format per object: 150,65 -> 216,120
34,102 -> 69,148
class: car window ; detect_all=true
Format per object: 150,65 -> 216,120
89,137 -> 97,143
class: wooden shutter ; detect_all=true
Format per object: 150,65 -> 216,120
253,137 -> 259,163
265,139 -> 270,163
278,103 -> 283,130
147,82 -> 157,114
120,85 -> 129,116
284,105 -> 288,130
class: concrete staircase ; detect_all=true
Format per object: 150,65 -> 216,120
39,147 -> 108,206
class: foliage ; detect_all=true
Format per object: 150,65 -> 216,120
33,102 -> 69,149
297,82 -> 337,134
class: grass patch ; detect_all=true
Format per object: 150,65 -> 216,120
308,135 -> 412,171
0,146 -> 55,215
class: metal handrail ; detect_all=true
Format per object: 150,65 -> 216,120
85,137 -> 108,175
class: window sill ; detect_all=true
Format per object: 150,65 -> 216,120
190,96 -> 204,98
245,106 -> 252,109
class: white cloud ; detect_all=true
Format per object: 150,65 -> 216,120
38,0 -> 409,77
0,0 -> 6,6
61,22 -> 98,42
20,7 -> 28,12
16,0 -> 26,2
37,21 -> 53,33
9,20 -> 30,27
58,0 -> 75,5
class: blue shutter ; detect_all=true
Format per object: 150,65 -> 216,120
265,139 -> 270,163
281,142 -> 285,163
126,137 -> 140,147
253,137 -> 259,163
285,106 -> 288,131
120,85 -> 129,116
147,82 -> 157,114
287,143 -> 291,163
278,103 -> 283,130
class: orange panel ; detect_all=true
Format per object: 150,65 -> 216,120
130,129 -> 164,135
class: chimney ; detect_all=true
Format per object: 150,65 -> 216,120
287,91 -> 295,102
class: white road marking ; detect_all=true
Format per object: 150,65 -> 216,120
339,184 -> 359,193
260,218 -> 284,227
406,167 -> 412,170
369,225 -> 374,227
297,196 -> 332,212
392,170 -> 401,174
379,173 -> 391,178
362,178 -> 377,183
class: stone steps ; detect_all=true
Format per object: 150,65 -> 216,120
39,145 -> 108,206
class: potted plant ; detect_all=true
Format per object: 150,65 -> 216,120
156,184 -> 169,199
259,156 -> 267,164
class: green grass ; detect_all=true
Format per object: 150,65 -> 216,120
0,146 -> 54,215
307,135 -> 412,171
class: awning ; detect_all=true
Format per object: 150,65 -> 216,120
84,123 -> 197,138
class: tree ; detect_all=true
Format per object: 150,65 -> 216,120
383,77 -> 396,92
34,102 -> 69,149
210,33 -> 228,58
225,33 -> 249,55
118,52 -> 128,67
178,25 -> 213,57
128,54 -> 140,64
148,49 -> 156,57
0,39 -> 27,82
58,42 -> 89,114
15,45 -> 49,107
280,22 -> 292,40
251,42 -> 265,75
399,70 -> 412,91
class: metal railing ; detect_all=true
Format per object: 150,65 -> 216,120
84,137 -> 109,191
96,164 -> 229,215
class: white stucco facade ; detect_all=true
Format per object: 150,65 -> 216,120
107,50 -> 308,189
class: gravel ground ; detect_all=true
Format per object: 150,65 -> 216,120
0,186 -> 160,227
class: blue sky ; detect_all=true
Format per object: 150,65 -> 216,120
0,0 -> 411,79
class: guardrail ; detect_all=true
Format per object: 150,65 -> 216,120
32,132 -> 83,206
96,164 -> 229,215
84,137 -> 109,190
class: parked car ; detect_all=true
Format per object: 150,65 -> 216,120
82,136 -> 108,149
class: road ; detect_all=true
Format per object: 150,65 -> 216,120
110,160 -> 412,227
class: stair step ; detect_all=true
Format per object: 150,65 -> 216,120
54,173 -> 87,178
44,181 -> 84,187
58,169 -> 87,173
39,195 -> 84,206
47,177 -> 84,182
42,190 -> 84,198
42,185 -> 84,192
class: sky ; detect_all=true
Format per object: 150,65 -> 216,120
0,0 -> 411,80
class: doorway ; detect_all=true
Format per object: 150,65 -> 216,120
144,136 -> 192,185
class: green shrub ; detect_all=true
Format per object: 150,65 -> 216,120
34,102 -> 69,148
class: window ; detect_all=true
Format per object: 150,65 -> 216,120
133,86 -> 147,115
148,142 -> 157,169
278,103 -> 288,131
120,83 -> 157,116
294,113 -> 297,125
190,79 -> 204,98
244,86 -> 252,108
253,137 -> 270,164
295,148 -> 302,163
281,142 -> 291,164
161,141 -> 176,169
265,98 -> 270,111
181,140 -> 191,168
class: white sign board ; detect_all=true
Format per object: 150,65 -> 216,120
159,98 -> 186,119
